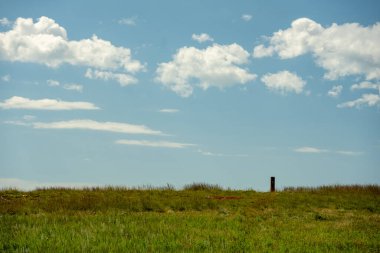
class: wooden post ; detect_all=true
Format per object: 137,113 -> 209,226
270,177 -> 275,192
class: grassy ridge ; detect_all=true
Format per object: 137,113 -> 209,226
1,184 -> 380,252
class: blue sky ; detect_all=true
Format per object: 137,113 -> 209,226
0,0 -> 379,191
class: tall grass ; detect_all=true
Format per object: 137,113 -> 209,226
1,184 -> 379,252
183,182 -> 224,191
283,184 -> 380,194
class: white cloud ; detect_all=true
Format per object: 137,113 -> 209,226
0,16 -> 144,78
47,79 -> 83,92
0,18 -> 11,26
350,81 -> 380,91
3,114 -> 36,126
0,96 -> 99,110
3,120 -> 29,126
0,178 -> 96,191
261,70 -> 306,94
191,33 -> 214,43
85,68 -> 137,86
156,43 -> 257,97
197,149 -> 249,157
63,83 -> 83,92
159,109 -> 179,113
118,17 -> 137,26
198,149 -> 224,157
336,150 -> 363,156
337,93 -> 380,108
327,85 -> 343,98
294,147 -> 328,153
295,146 -> 363,155
253,18 -> 380,80
241,14 -> 252,22
1,74 -> 10,82
47,79 -> 60,86
23,115 -> 36,121
33,119 -> 163,135
252,44 -> 274,58
116,139 -> 194,148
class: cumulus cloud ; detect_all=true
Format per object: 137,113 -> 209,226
0,96 -> 99,110
241,14 -> 252,22
191,33 -> 214,43
261,70 -> 306,94
116,139 -> 194,148
337,94 -> 380,108
159,109 -> 179,113
0,16 -> 144,81
85,68 -> 137,86
327,85 -> 343,98
33,119 -> 163,135
253,18 -> 380,80
252,45 -> 274,58
156,43 -> 257,97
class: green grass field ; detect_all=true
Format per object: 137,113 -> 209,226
1,184 -> 379,252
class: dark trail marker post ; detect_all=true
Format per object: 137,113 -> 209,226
270,177 -> 275,192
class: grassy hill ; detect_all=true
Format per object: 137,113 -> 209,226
1,184 -> 379,252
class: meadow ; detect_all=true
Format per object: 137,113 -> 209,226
1,184 -> 379,252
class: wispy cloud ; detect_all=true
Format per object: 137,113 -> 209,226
23,115 -> 36,121
241,14 -> 252,22
3,115 -> 36,126
337,94 -> 380,108
159,109 -> 179,113
0,17 -> 11,26
63,83 -> 83,92
294,147 -> 328,153
85,68 -> 138,86
198,149 -> 224,157
116,139 -> 194,148
3,120 -> 30,126
32,119 -> 164,135
294,146 -> 363,156
327,85 -> 343,98
191,33 -> 214,43
47,79 -> 83,92
118,16 -> 137,26
197,149 -> 249,158
350,81 -> 380,91
1,74 -> 10,82
0,96 -> 99,110
47,79 -> 60,87
336,150 -> 363,156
